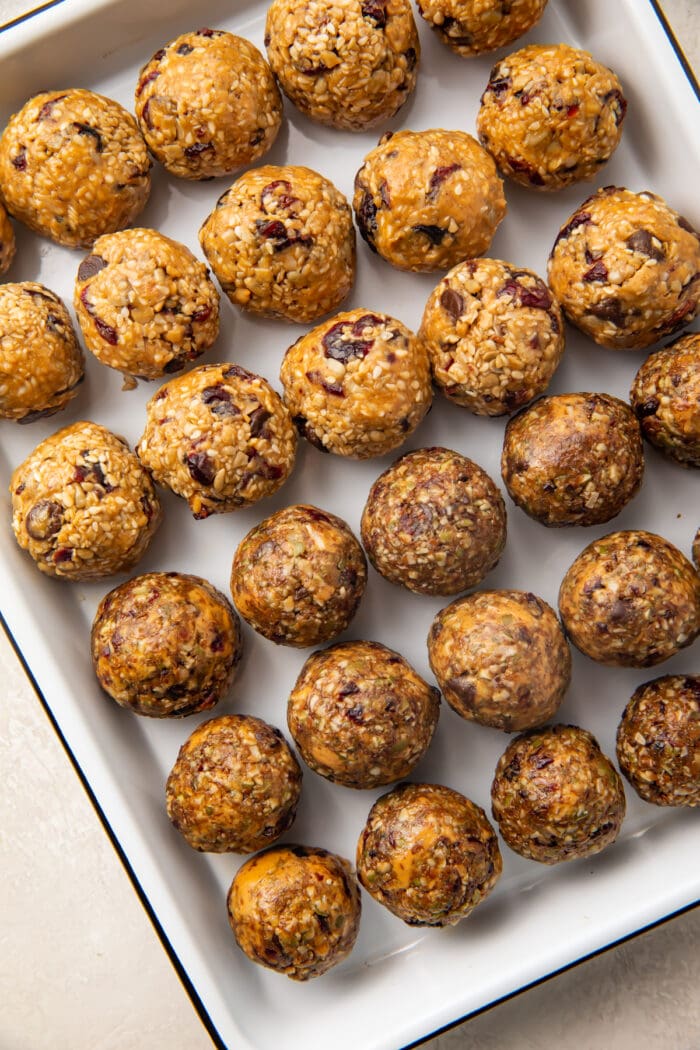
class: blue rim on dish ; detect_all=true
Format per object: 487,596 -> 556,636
0,2 -> 698,1048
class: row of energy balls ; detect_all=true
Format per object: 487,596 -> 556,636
0,7 -> 699,983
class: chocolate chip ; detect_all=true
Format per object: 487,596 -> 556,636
447,675 -> 476,704
248,406 -> 272,436
361,0 -> 387,27
163,358 -> 185,373
249,127 -> 266,146
223,364 -> 254,381
412,224 -> 446,245
405,47 -> 417,70
25,500 -> 63,540
73,122 -> 103,152
355,187 -> 378,250
293,415 -> 327,451
582,260 -> 609,282
587,297 -> 625,327
440,288 -> 463,322
486,75 -> 512,96
552,211 -> 591,252
186,451 -> 216,486
626,229 -> 665,261
78,254 -> 107,281
177,43 -> 194,55
635,397 -> 659,418
201,385 -> 239,415
346,704 -> 365,724
426,164 -> 461,202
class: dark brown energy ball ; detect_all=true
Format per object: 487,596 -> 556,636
501,392 -> 644,527
547,187 -> 700,350
617,676 -> 700,807
287,640 -> 440,789
228,845 -> 361,980
356,782 -> 502,926
361,447 -> 506,596
477,44 -> 626,191
417,0 -> 547,57
558,530 -> 700,667
91,572 -> 243,717
231,504 -> 367,647
135,29 -> 282,180
428,590 -> 571,731
491,724 -> 626,864
630,332 -> 700,467
165,714 -> 302,853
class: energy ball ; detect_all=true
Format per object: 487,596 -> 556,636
419,258 -> 564,416
264,0 -> 419,132
0,283 -> 84,423
617,675 -> 700,807
165,714 -> 302,853
501,392 -> 644,527
280,308 -> 432,457
353,129 -> 506,272
91,572 -> 243,718
135,28 -> 281,180
199,165 -> 355,323
558,530 -> 700,667
0,89 -> 151,248
356,782 -> 502,926
136,363 -> 296,519
360,446 -> 506,595
0,202 -> 15,274
228,845 -> 361,979
231,504 -> 367,647
491,724 -> 626,864
287,640 -> 440,789
477,44 -> 626,191
630,332 -> 700,467
548,187 -> 700,350
10,421 -> 161,581
417,0 -> 547,57
428,590 -> 570,731
74,229 -> 219,383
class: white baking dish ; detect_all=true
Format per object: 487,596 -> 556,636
1,1 -> 698,1047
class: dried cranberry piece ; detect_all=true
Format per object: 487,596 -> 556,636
186,451 -> 216,486
53,547 -> 73,564
261,179 -> 298,212
532,753 -> 553,769
439,16 -> 472,45
152,48 -> 166,61
659,298 -> 697,333
486,75 -> 511,96
249,128 -> 266,146
626,229 -> 665,261
201,385 -> 239,416
94,317 -> 118,345
73,122 -> 103,152
25,500 -> 63,540
255,218 -> 286,240
426,163 -> 461,202
566,103 -> 580,118
184,141 -> 214,159
177,43 -> 194,55
582,260 -> 609,282
293,415 -> 327,451
635,398 -> 659,418
355,188 -> 378,250
602,88 -> 627,125
447,675 -> 475,703
248,406 -> 272,436
413,224 -> 446,245
191,305 -> 212,323
78,254 -> 108,281
506,156 -> 545,186
223,364 -> 254,381
497,279 -> 552,310
339,681 -> 360,697
440,288 -> 464,321
12,147 -> 27,171
346,704 -> 365,724
197,27 -> 215,36
378,178 -> 391,209
163,358 -> 185,373
306,369 -> 345,397
551,211 -> 592,252
361,0 -> 387,27
136,69 -> 160,96
587,297 -> 625,327
247,458 -> 283,481
36,94 -> 68,120
322,318 -> 376,362
404,47 -> 417,70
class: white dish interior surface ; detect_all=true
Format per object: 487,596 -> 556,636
1,1 -> 699,1047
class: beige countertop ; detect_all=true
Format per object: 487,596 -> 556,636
1,3 -> 699,1048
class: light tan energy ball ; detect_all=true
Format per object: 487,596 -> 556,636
428,590 -> 571,731
91,572 -> 243,718
548,187 -> 700,349
356,782 -> 502,926
228,845 -> 361,979
137,363 -> 296,519
0,283 -> 84,423
353,129 -> 506,273
558,530 -> 700,667
360,447 -> 506,595
419,258 -> 564,416
264,0 -> 420,131
501,392 -> 644,527
135,28 -> 282,180
231,504 -> 367,647
10,421 -> 161,580
617,675 -> 700,808
287,640 -> 440,789
165,714 -> 302,853
417,0 -> 547,57
0,202 -> 15,274
630,332 -> 700,467
199,165 -> 355,323
477,44 -> 627,191
74,229 -> 219,382
0,89 -> 151,248
491,724 -> 626,864
280,308 -> 432,457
